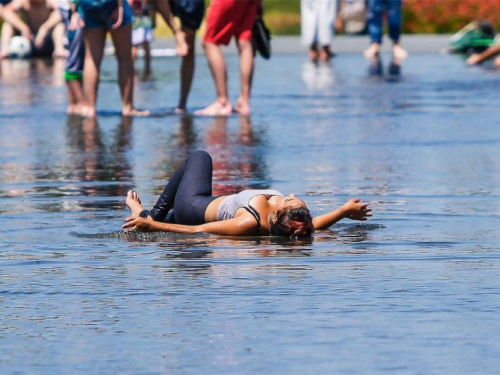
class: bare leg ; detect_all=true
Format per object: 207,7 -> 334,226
392,42 -> 408,59
0,22 -> 14,59
152,0 -> 188,56
142,41 -> 151,77
364,42 -> 380,58
131,44 -> 138,71
234,38 -> 253,116
52,22 -> 68,58
66,79 -> 86,115
83,27 -> 107,117
319,45 -> 334,62
308,42 -> 319,63
176,26 -> 196,113
110,24 -> 149,116
194,41 -> 232,116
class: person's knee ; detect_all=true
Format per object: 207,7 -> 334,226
190,150 -> 211,161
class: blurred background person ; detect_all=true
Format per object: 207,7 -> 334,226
77,0 -> 148,117
301,0 -> 338,63
166,0 -> 205,113
467,43 -> 500,67
364,0 -> 407,60
1,0 -> 35,58
3,0 -> 67,58
195,0 -> 259,116
59,0 -> 86,114
129,0 -> 154,77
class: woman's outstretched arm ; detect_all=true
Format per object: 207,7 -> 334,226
122,214 -> 259,236
312,199 -> 372,230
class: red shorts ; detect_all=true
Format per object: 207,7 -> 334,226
204,0 -> 258,45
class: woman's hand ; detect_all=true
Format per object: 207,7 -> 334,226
341,199 -> 372,221
123,216 -> 152,231
69,12 -> 83,30
110,5 -> 124,29
34,27 -> 48,48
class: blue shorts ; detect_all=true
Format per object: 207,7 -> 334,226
60,8 -> 85,78
169,0 -> 205,30
78,0 -> 132,29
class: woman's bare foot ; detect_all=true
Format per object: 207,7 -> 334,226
364,43 -> 380,59
392,44 -> 408,60
122,107 -> 150,117
319,46 -> 334,62
309,47 -> 319,63
194,100 -> 232,116
83,106 -> 97,118
233,100 -> 251,116
67,103 -> 87,116
126,190 -> 145,216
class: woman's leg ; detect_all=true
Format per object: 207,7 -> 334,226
176,25 -> 196,113
364,0 -> 383,58
110,24 -> 135,115
173,150 -> 217,225
386,0 -> 407,59
83,27 -> 107,117
143,160 -> 188,221
143,150 -> 216,224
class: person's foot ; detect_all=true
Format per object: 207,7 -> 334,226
319,46 -> 335,62
466,53 -> 483,66
364,43 -> 380,59
67,104 -> 87,116
392,44 -> 408,60
175,108 -> 186,114
126,190 -> 144,216
233,100 -> 251,116
83,106 -> 97,118
122,107 -> 150,117
194,100 -> 232,116
309,48 -> 319,63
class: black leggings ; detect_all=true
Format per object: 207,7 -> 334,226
140,150 -> 217,225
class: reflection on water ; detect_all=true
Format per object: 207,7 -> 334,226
368,55 -> 402,81
1,52 -> 500,374
301,60 -> 337,89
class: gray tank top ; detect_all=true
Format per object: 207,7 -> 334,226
216,189 -> 284,222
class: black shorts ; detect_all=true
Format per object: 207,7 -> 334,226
169,0 -> 205,30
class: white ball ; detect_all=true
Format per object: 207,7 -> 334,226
8,36 -> 32,59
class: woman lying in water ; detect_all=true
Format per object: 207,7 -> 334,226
123,150 -> 372,238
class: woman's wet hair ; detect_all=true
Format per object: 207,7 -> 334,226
270,207 -> 314,238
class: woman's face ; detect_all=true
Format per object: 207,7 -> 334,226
279,194 -> 306,210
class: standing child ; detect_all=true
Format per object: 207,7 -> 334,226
77,0 -> 149,117
129,0 -> 153,77
59,0 -> 86,114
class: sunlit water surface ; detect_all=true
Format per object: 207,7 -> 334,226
1,49 -> 500,374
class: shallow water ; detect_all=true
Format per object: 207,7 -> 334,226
1,49 -> 500,374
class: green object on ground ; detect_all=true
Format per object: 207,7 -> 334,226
449,21 -> 496,53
